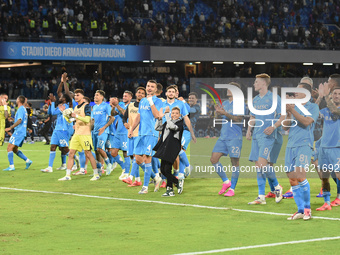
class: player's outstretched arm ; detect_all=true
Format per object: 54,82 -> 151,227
183,115 -> 196,143
5,118 -> 22,132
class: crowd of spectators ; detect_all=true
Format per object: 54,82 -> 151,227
1,0 -> 340,49
0,67 -> 190,100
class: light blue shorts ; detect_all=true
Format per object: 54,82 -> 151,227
319,147 -> 340,172
9,133 -> 25,147
285,145 -> 312,173
134,135 -> 158,156
212,138 -> 242,158
112,134 -> 128,151
92,132 -> 108,151
51,130 -> 70,147
249,137 -> 275,162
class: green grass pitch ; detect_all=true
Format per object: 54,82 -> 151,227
1,137 -> 340,255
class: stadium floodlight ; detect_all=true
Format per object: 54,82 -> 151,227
233,62 -> 244,65
323,63 -> 333,66
303,63 -> 313,65
195,62 -> 201,64
255,62 -> 265,65
165,60 -> 176,63
213,62 -> 223,64
143,60 -> 150,63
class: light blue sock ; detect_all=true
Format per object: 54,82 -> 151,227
299,179 -> 311,209
104,157 -> 110,166
213,162 -> 228,182
124,157 -> 131,174
231,166 -> 240,190
130,159 -> 139,177
292,185 -> 304,213
179,150 -> 190,167
106,151 -> 114,164
78,151 -> 86,168
256,168 -> 266,196
323,191 -> 331,205
139,162 -> 155,178
48,151 -> 56,168
96,162 -> 102,169
152,157 -> 160,174
179,161 -> 185,175
114,155 -> 125,171
267,178 -> 275,192
266,165 -> 279,189
140,162 -> 146,171
8,151 -> 14,165
61,154 -> 67,165
143,163 -> 152,187
16,150 -> 28,161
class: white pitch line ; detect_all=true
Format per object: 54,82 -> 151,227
1,187 -> 340,221
172,236 -> 340,255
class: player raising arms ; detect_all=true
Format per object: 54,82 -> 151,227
40,91 -> 73,173
128,80 -> 163,194
211,82 -> 244,197
315,84 -> 340,210
58,89 -> 99,181
3,96 -> 33,171
247,73 -> 285,205
284,83 -> 319,220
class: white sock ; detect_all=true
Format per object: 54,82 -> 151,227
223,180 -> 230,184
26,159 -> 30,163
93,168 -> 98,175
337,194 -> 340,199
178,173 -> 184,179
10,164 -> 14,168
259,195 -> 265,200
136,177 -> 141,182
274,185 -> 281,190
129,175 -> 133,180
66,169 -> 71,176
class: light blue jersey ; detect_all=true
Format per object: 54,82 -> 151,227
250,91 -> 281,140
161,99 -> 189,123
190,104 -> 201,129
220,100 -> 244,140
115,102 -> 129,135
138,96 -> 163,137
287,102 -> 319,148
13,105 -> 28,136
320,107 -> 340,148
50,102 -> 72,131
91,102 -> 112,134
